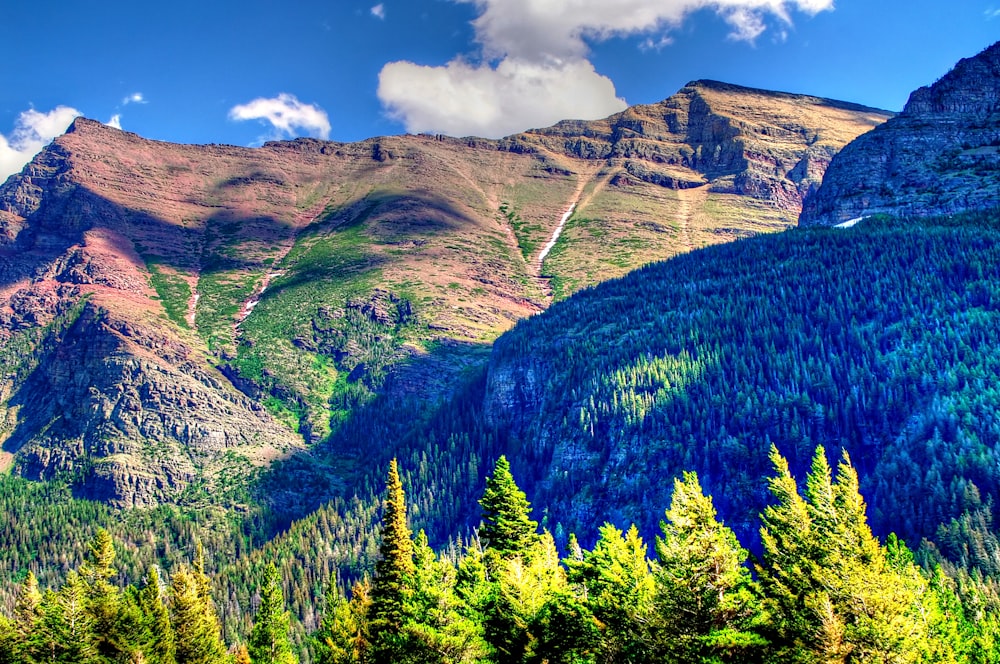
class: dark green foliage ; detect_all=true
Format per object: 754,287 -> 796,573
479,457 -> 538,559
369,458 -> 416,659
249,563 -> 296,664
139,566 -> 176,664
480,212 -> 1000,556
2,456 -> 999,662
565,524 -> 653,662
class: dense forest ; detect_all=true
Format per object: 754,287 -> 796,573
4,453 -> 999,664
6,212 -> 1000,659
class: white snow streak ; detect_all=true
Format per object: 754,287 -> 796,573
538,203 -> 575,264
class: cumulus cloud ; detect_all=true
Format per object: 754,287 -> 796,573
107,114 -> 123,130
371,3 -> 385,19
122,92 -> 146,105
228,93 -> 331,140
0,106 -> 81,181
378,0 -> 833,137
380,58 -> 626,137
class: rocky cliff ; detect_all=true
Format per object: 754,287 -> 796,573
0,83 -> 887,508
800,41 -> 1000,226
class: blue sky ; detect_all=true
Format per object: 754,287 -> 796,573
1,0 -> 997,178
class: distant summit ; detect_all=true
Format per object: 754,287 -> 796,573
800,41 -> 1000,226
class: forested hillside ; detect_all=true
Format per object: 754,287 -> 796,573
3,454 -> 998,663
7,212 -> 1000,656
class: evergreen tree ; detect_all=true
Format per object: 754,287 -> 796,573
369,459 -> 416,661
170,567 -> 227,664
759,446 -> 934,663
314,579 -> 372,664
14,571 -> 42,637
81,528 -> 125,661
565,524 -> 654,663
139,566 -> 176,664
28,573 -> 98,664
248,563 -> 296,664
479,456 -> 537,559
409,529 -> 487,663
0,615 -> 20,664
652,471 -> 764,663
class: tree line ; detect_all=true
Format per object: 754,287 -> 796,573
5,449 -> 1000,664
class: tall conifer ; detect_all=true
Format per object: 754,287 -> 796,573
369,459 -> 416,661
248,563 -> 296,664
479,456 -> 537,558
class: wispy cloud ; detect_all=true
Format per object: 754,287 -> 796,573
986,8 -> 1000,19
107,114 -> 123,130
371,3 -> 385,20
0,106 -> 81,181
378,0 -> 834,138
122,92 -> 146,105
229,93 -> 331,141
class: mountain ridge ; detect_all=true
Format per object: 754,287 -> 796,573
0,81 -> 888,509
801,40 -> 1000,225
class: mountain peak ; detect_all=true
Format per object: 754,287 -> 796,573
800,40 -> 1000,226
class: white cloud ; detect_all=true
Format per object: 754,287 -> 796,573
0,106 -> 81,181
107,114 -> 123,130
228,93 -> 331,140
987,8 -> 1000,19
379,58 -> 626,138
122,92 -> 146,105
378,0 -> 833,137
371,3 -> 385,19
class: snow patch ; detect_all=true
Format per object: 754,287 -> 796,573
835,216 -> 869,229
538,203 -> 575,264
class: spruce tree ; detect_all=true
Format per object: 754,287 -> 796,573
369,459 -> 416,661
171,567 -> 227,664
653,471 -> 763,663
81,528 -> 123,661
248,563 -> 296,664
139,566 -> 176,664
0,615 -> 19,664
759,446 -> 934,663
479,456 -> 537,558
566,524 -> 654,663
14,571 -> 42,637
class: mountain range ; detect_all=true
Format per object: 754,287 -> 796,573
0,80 -> 889,510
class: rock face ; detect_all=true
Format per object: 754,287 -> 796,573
801,41 -> 1000,226
0,83 -> 887,508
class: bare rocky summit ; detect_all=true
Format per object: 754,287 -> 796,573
801,41 -> 1000,226
0,83 -> 888,508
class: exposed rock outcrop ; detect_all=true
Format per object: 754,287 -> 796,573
801,41 -> 1000,226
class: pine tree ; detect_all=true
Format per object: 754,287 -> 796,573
369,459 -> 416,661
14,571 -> 42,637
313,577 -> 370,664
652,471 -> 764,663
81,528 -> 124,661
248,563 -> 296,664
759,446 -> 933,663
79,527 -> 117,583
28,573 -> 99,664
566,523 -> 654,663
139,566 -> 176,664
170,567 -> 227,664
479,456 -> 537,559
0,615 -> 18,664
